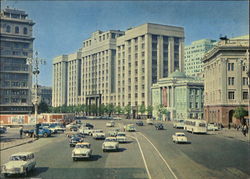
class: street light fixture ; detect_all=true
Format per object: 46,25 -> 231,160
26,51 -> 46,137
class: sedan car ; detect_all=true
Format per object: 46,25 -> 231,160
155,123 -> 164,130
116,132 -> 127,143
69,137 -> 83,147
92,130 -> 105,140
106,121 -> 115,127
146,119 -> 154,125
72,142 -> 92,161
108,128 -> 120,137
136,121 -> 144,126
1,152 -> 36,177
102,137 -> 119,152
172,132 -> 188,144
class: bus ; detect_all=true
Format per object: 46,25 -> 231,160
184,119 -> 207,134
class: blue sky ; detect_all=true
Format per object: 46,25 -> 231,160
1,1 -> 249,86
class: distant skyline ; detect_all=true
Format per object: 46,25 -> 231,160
1,1 -> 249,86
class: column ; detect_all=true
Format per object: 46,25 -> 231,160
157,35 -> 163,80
168,37 -> 174,75
124,41 -> 129,106
138,36 -> 142,105
220,58 -> 228,104
131,39 -> 135,106
145,34 -> 152,106
236,58 -> 243,103
179,38 -> 185,72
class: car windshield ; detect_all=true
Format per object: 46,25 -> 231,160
10,156 -> 27,161
117,133 -> 125,136
106,138 -> 117,142
199,123 -> 206,127
177,134 -> 185,136
76,144 -> 89,148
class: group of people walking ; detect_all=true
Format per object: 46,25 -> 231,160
228,123 -> 249,136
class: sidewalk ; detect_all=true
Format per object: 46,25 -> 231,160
0,137 -> 37,151
208,128 -> 250,143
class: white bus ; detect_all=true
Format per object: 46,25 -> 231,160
184,119 -> 207,134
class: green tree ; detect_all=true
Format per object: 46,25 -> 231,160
99,104 -> 106,115
124,104 -> 131,119
105,104 -> 115,117
233,106 -> 248,124
38,101 -> 49,113
115,105 -> 123,115
146,105 -> 153,118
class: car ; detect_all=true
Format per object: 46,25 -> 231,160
102,137 -> 119,152
146,119 -> 154,125
173,119 -> 185,129
88,129 -> 103,136
72,142 -> 92,161
24,127 -> 52,137
207,123 -> 219,131
0,126 -> 7,134
108,128 -> 120,137
92,130 -> 105,140
124,124 -> 136,132
53,124 -> 66,132
155,123 -> 164,130
82,123 -> 94,129
172,132 -> 188,144
79,126 -> 91,134
136,121 -> 144,126
69,137 -> 83,147
116,132 -> 127,143
106,121 -> 115,127
70,126 -> 78,132
83,128 -> 95,136
1,152 -> 36,177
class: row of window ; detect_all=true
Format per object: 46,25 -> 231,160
228,91 -> 248,100
228,77 -> 248,85
5,25 -> 28,35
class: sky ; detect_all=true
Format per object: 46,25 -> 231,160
1,0 -> 249,87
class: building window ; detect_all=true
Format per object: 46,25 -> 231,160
23,27 -> 28,35
243,92 -> 248,100
189,102 -> 192,108
111,33 -> 116,39
228,63 -> 234,71
228,91 -> 235,99
195,102 -> 199,108
6,25 -> 11,33
228,77 -> 235,85
243,77 -> 248,85
15,26 -> 19,34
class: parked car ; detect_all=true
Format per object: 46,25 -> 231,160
124,124 -> 136,132
72,142 -> 92,161
92,130 -> 105,140
116,132 -> 127,143
24,127 -> 51,137
69,136 -> 83,147
172,132 -> 188,144
146,119 -> 154,125
51,124 -> 66,132
108,128 -> 120,137
1,152 -> 36,177
155,123 -> 164,130
102,137 -> 119,152
0,126 -> 7,134
136,121 -> 144,126
82,123 -> 94,129
207,123 -> 219,131
106,121 -> 115,127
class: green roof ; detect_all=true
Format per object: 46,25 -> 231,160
169,71 -> 186,78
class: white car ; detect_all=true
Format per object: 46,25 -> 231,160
1,152 -> 36,177
124,124 -> 136,132
79,127 -> 90,134
172,132 -> 188,144
83,128 -> 95,136
108,128 -> 120,137
146,119 -> 154,125
173,120 -> 185,129
116,132 -> 127,143
92,130 -> 105,140
207,123 -> 219,131
102,137 -> 119,152
106,121 -> 115,127
72,142 -> 92,161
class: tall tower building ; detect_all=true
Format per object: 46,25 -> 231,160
184,39 -> 216,77
0,8 -> 35,114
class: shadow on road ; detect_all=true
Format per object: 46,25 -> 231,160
73,154 -> 102,162
1,167 -> 49,178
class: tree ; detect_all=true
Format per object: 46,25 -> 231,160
124,104 -> 131,119
233,106 -> 248,125
105,104 -> 115,117
38,101 -> 49,113
115,105 -> 123,115
146,105 -> 153,118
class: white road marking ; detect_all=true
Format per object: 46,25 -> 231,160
128,134 -> 152,179
138,132 -> 178,179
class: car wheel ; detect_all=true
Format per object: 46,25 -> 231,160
103,149 -> 106,152
4,173 -> 8,177
23,168 -> 28,176
73,157 -> 76,161
43,133 -> 48,137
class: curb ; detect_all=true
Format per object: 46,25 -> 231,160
0,138 -> 37,151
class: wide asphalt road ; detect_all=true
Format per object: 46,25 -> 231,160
1,119 -> 249,179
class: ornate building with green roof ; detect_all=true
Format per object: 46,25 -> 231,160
151,70 -> 204,121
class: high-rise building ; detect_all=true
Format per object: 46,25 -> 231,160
184,39 -> 216,77
0,8 -> 35,114
52,23 -> 185,109
203,35 -> 249,126
32,85 -> 52,106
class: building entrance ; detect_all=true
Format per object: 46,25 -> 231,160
86,94 -> 102,116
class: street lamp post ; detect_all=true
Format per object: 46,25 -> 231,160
26,51 -> 46,137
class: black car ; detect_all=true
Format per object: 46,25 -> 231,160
69,137 -> 83,147
70,126 -> 78,132
155,123 -> 164,130
83,123 -> 94,129
136,121 -> 144,126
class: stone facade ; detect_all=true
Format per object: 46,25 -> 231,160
0,8 -> 35,114
151,71 -> 204,121
203,36 -> 249,127
52,23 -> 185,108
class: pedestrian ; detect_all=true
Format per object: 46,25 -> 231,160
228,123 -> 231,129
19,127 -> 23,139
237,125 -> 240,131
242,125 -> 247,136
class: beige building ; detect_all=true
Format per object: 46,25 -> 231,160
203,35 -> 249,126
52,23 -> 185,109
0,8 -> 35,114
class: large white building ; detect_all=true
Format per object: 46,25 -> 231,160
52,23 -> 185,109
184,39 -> 216,77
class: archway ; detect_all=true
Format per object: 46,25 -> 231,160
228,110 -> 234,124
